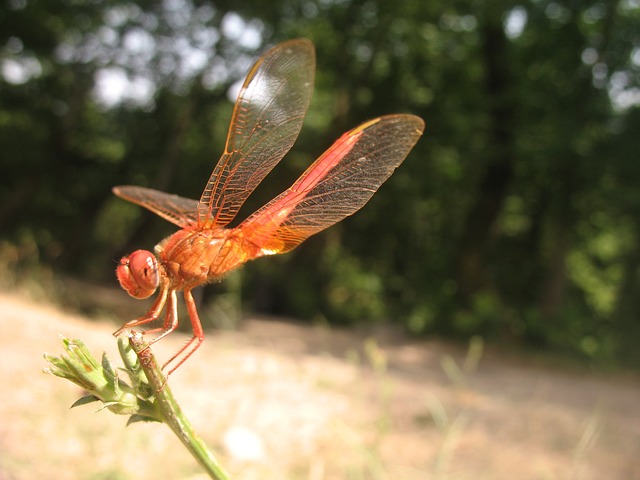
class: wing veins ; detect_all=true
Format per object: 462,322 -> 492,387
237,114 -> 425,254
197,39 -> 315,228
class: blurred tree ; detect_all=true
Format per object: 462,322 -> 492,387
1,0 -> 638,364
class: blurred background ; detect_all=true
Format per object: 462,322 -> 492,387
1,0 -> 639,368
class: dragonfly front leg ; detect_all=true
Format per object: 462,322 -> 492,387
162,288 -> 205,376
146,290 -> 179,344
113,286 -> 169,336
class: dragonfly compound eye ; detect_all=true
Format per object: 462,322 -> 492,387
116,250 -> 159,299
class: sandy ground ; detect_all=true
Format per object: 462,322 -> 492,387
1,289 -> 639,480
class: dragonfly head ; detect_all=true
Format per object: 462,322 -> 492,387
116,250 -> 159,299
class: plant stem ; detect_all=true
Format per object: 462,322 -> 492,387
128,332 -> 231,480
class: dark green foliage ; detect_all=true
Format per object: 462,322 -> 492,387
2,0 -> 639,366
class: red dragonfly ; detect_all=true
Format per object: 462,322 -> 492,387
113,38 -> 424,374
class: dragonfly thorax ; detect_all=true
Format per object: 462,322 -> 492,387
155,227 -> 244,289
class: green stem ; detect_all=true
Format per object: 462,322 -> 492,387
128,332 -> 231,480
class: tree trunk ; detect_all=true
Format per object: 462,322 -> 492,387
537,0 -> 618,320
455,15 -> 515,304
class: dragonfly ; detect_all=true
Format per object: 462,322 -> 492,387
113,38 -> 424,375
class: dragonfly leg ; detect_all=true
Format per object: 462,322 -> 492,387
162,288 -> 204,375
113,286 -> 169,336
146,290 -> 179,343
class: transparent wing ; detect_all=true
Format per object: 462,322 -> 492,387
237,114 -> 425,255
198,38 -> 315,228
113,186 -> 199,228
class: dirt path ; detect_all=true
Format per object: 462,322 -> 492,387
1,290 -> 639,479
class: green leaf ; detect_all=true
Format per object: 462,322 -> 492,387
70,395 -> 100,408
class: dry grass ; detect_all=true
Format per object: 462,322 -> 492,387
1,289 -> 639,480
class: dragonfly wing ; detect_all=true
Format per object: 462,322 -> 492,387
113,186 -> 199,228
198,38 -> 315,228
237,114 -> 425,255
